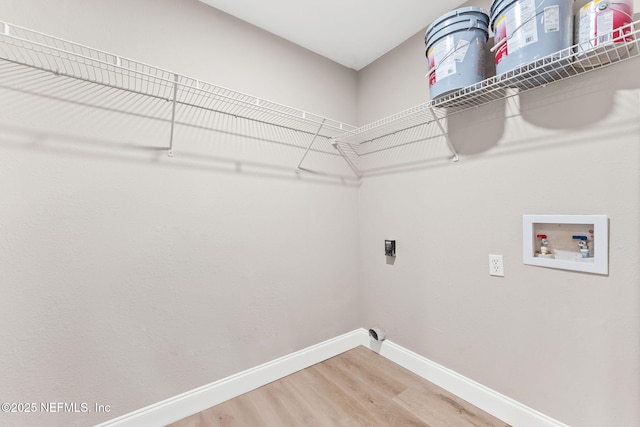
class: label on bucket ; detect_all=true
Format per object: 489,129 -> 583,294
494,0 -> 539,65
494,15 -> 509,65
428,37 -> 470,86
577,0 -> 634,52
597,10 -> 615,44
544,6 -> 560,32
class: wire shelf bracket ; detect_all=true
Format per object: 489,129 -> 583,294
295,118 -> 326,174
331,138 -> 362,178
168,74 -> 178,157
429,105 -> 459,163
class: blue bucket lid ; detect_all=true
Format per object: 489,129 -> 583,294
491,0 -> 516,14
425,13 -> 490,45
425,19 -> 490,54
426,6 -> 490,40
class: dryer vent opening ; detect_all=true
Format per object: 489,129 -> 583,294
368,327 -> 386,341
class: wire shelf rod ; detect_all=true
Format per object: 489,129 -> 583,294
2,18 -> 639,178
0,57 -> 347,142
0,21 -> 355,137
0,55 -> 175,103
342,19 -> 640,147
357,130 -> 444,158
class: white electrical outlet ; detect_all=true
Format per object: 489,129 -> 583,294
489,254 -> 504,277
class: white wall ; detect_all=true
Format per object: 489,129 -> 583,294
0,1 -> 359,426
2,0 -> 640,426
0,0 -> 357,122
357,1 -> 640,426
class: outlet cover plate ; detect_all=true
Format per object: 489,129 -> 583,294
489,254 -> 504,277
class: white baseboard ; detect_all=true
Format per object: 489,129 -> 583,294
96,329 -> 368,427
367,338 -> 570,427
98,328 -> 568,427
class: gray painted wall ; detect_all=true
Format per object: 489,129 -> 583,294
0,1 -> 359,426
357,1 -> 640,426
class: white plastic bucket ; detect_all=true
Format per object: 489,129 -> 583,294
490,0 -> 573,82
425,7 -> 490,101
574,0 -> 635,68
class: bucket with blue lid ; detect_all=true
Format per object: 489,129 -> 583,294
425,6 -> 490,103
490,0 -> 573,86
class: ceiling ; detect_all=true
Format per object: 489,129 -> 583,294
198,0 -> 467,70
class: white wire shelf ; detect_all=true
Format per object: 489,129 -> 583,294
339,19 -> 640,164
1,19 -> 639,178
0,20 -> 359,176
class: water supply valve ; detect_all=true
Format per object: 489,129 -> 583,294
573,235 -> 590,258
537,234 -> 550,254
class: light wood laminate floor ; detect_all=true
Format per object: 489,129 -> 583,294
168,346 -> 510,427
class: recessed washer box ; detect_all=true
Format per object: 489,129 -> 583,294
523,215 -> 609,275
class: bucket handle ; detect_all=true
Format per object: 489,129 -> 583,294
490,0 -> 550,53
426,40 -> 472,75
426,20 -> 482,75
